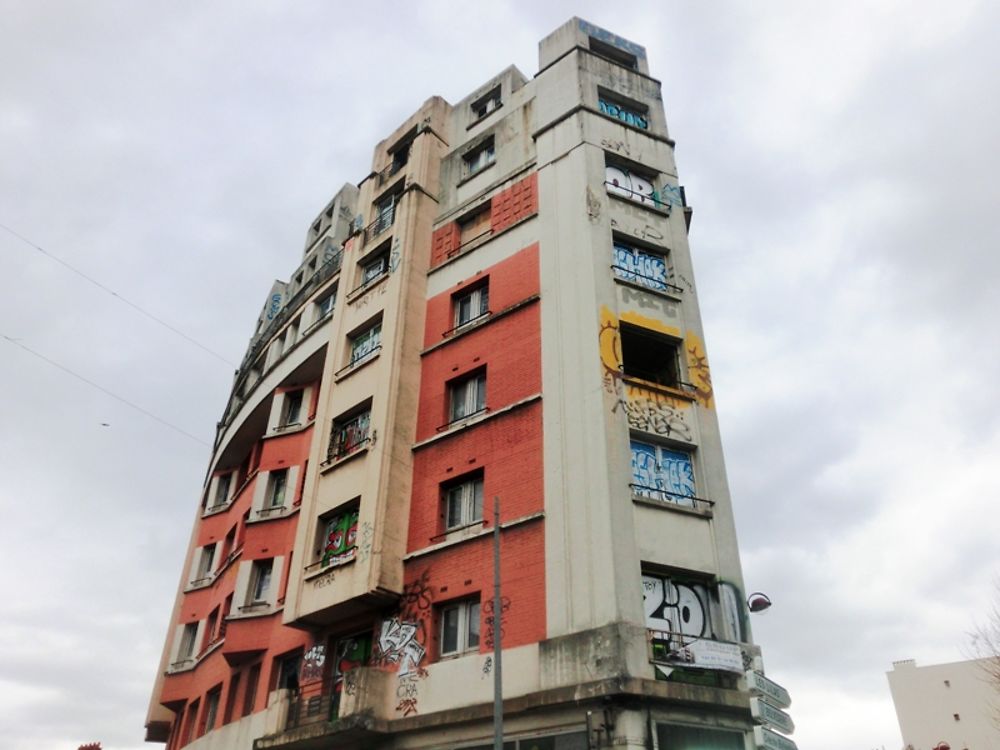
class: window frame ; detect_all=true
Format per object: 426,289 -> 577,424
439,598 -> 481,657
453,283 -> 490,329
281,390 -> 304,427
349,321 -> 382,365
449,371 -> 487,424
611,240 -> 680,295
316,504 -> 360,569
327,406 -> 372,461
247,559 -> 273,605
266,469 -> 288,509
463,137 -> 496,177
470,86 -> 502,121
619,323 -> 683,389
630,439 -> 698,509
443,473 -> 485,530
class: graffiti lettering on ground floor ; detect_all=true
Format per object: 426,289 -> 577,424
376,619 -> 426,676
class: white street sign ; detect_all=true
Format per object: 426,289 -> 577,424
746,670 -> 792,708
751,697 -> 795,735
754,725 -> 798,750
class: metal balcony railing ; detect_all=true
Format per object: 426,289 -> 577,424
610,265 -> 684,294
628,483 -> 714,511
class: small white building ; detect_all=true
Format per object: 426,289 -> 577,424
887,658 -> 1000,750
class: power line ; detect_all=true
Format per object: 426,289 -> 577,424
1,222 -> 236,367
2,334 -> 211,447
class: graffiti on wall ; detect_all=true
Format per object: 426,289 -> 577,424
301,643 -> 326,683
684,332 -> 713,408
358,521 -> 374,563
610,215 -> 664,244
372,568 -> 435,716
322,508 -> 359,568
266,292 -> 283,321
642,573 -> 743,674
331,633 -> 371,717
483,596 -> 511,649
623,384 -> 693,442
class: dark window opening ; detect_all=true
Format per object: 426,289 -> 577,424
620,324 -> 681,387
589,37 -> 638,69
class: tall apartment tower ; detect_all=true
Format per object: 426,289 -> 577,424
147,18 -> 791,750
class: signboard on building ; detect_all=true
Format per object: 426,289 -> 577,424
751,697 -> 795,735
754,726 -> 798,750
649,630 -> 745,673
746,670 -> 792,708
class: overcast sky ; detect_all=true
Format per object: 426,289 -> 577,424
2,2 -> 998,749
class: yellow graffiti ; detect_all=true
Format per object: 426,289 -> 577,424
620,310 -> 680,338
684,332 -> 714,409
599,306 -> 622,375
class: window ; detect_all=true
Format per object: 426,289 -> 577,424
454,284 -> 489,328
315,288 -> 336,320
318,506 -> 359,567
630,440 -> 696,508
656,724 -> 743,750
247,560 -> 273,604
350,322 -> 382,364
612,242 -> 672,293
444,474 -> 484,529
464,138 -> 495,176
620,324 -> 681,387
327,408 -> 371,461
598,95 -> 649,129
589,36 -> 638,69
203,606 -> 220,651
177,622 -> 198,662
360,251 -> 388,286
605,163 -> 658,206
266,469 -> 288,509
281,390 -> 304,427
440,599 -> 480,656
458,205 -> 492,248
275,652 -> 301,692
195,544 -> 216,583
471,86 -> 502,120
242,664 -> 261,717
371,193 -> 396,237
449,372 -> 487,422
201,686 -> 221,735
285,317 -> 300,349
212,473 -> 232,509
222,673 -> 240,725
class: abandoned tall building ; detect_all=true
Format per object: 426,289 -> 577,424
147,18 -> 793,750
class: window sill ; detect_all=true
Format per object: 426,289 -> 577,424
456,160 -> 496,189
264,417 -> 315,440
229,603 -> 282,621
612,273 -> 683,301
334,349 -> 381,382
466,104 -> 503,131
422,295 -> 539,356
620,375 -> 697,403
165,638 -> 225,676
607,188 -> 671,217
428,210 -> 536,274
304,547 -> 358,582
247,505 -> 298,525
346,272 -> 389,304
320,443 -> 370,474
413,394 -> 541,451
632,492 -> 713,518
405,511 -> 544,561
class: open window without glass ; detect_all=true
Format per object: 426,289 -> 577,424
620,324 -> 681,388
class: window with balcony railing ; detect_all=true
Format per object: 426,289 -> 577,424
326,409 -> 371,462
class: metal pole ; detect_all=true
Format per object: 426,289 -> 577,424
493,495 -> 503,750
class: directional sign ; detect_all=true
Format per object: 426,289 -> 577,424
746,670 -> 792,709
754,725 -> 798,750
751,697 -> 795,735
